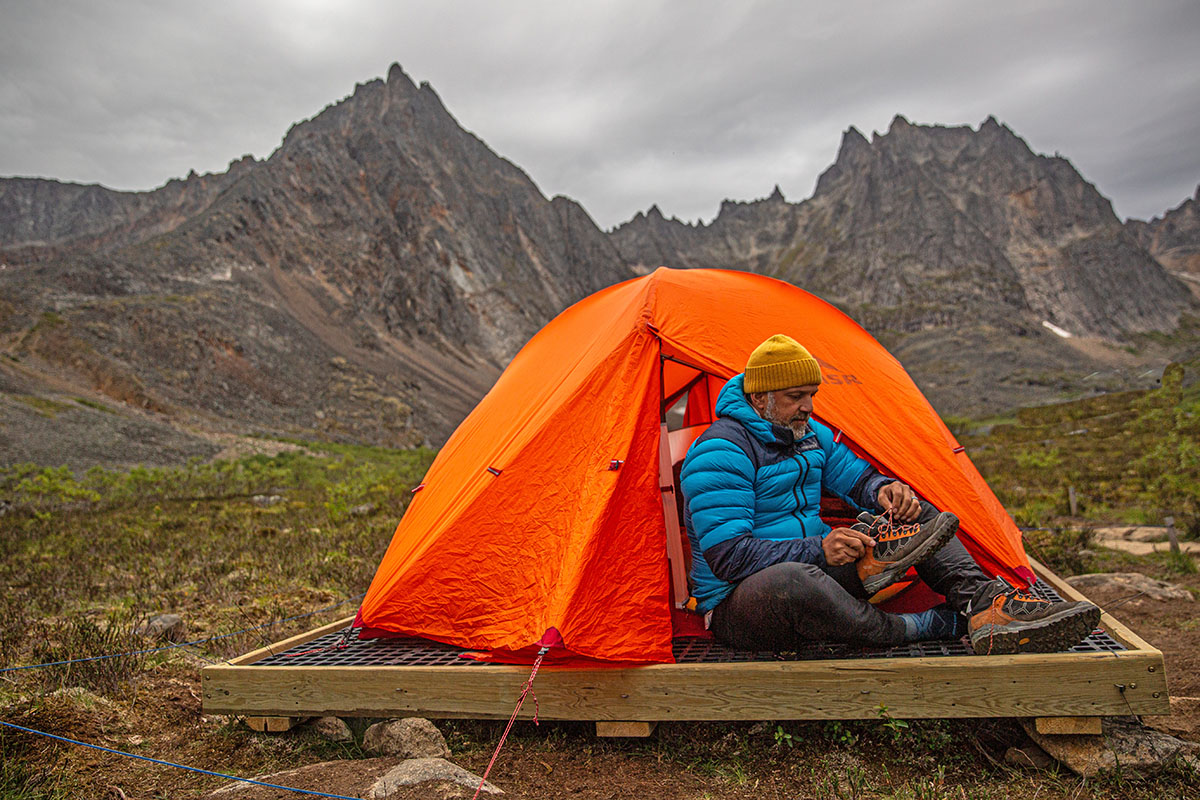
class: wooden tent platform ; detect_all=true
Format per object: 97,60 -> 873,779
201,561 -> 1169,730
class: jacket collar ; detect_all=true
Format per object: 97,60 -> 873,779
716,374 -> 814,448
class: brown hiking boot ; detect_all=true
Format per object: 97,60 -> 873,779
967,579 -> 1101,655
855,510 -> 959,596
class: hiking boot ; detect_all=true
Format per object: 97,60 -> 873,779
967,579 -> 1101,655
855,510 -> 959,596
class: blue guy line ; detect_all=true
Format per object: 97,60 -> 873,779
0,719 -> 363,799
0,593 -> 365,674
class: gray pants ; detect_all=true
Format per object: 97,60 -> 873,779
709,506 -> 991,649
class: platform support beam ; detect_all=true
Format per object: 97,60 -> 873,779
596,721 -> 657,738
1034,716 -> 1103,735
244,716 -> 299,732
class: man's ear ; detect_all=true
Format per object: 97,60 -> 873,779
748,392 -> 768,413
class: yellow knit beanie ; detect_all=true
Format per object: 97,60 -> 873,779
743,334 -> 822,393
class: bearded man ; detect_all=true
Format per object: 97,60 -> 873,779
680,334 -> 1099,654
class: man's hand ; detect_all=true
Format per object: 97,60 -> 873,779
823,526 -> 875,566
877,481 -> 921,522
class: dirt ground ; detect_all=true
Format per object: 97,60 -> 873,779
1069,571 -> 1200,739
4,570 -> 1200,800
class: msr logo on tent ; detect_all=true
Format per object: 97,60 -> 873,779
815,357 -> 862,386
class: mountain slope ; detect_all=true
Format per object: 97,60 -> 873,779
612,116 -> 1197,414
2,84 -> 1196,468
1127,185 -> 1200,297
0,64 -> 633,467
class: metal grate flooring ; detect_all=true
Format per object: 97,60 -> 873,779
252,581 -> 1123,667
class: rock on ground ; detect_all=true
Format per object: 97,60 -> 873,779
1004,743 -> 1056,770
363,717 -> 451,758
1093,526 -> 1170,543
1145,696 -> 1200,740
1090,529 -> 1200,556
1065,572 -> 1194,602
306,715 -> 353,742
136,613 -> 187,642
204,757 -> 399,798
367,758 -> 501,797
1021,717 -> 1200,777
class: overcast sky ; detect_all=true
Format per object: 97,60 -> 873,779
2,1 -> 1198,230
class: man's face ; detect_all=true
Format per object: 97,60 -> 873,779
750,385 -> 819,436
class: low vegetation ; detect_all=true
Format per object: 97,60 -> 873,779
963,358 -> 1200,534
0,442 -> 434,685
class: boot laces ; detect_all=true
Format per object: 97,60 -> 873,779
865,509 -> 921,543
992,577 -> 1049,617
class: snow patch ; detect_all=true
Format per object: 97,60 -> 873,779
1042,320 -> 1073,338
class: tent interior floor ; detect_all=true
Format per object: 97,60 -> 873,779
201,560 -> 1169,735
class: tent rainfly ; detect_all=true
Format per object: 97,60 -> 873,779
357,267 -> 1033,663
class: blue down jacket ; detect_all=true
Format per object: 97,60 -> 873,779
680,374 -> 887,612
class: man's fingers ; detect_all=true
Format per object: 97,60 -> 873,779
879,481 -> 922,522
895,495 -> 920,522
825,527 -> 873,564
848,528 -> 876,547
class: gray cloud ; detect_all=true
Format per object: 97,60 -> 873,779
1,0 -> 1197,229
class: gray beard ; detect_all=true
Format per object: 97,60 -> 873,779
763,393 -> 809,438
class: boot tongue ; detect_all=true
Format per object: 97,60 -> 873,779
968,578 -> 1011,614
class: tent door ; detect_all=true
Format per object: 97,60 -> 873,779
658,422 -> 707,609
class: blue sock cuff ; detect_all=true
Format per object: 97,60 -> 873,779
900,606 -> 964,642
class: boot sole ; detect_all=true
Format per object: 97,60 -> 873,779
860,513 -> 959,596
969,602 -> 1101,655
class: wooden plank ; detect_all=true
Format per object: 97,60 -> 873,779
244,716 -> 297,732
225,615 -> 356,667
203,647 -> 1169,721
596,721 -> 657,738
1035,716 -> 1102,735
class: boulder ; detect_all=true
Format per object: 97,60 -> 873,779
1144,696 -> 1200,740
135,613 -> 187,642
1004,743 -> 1056,770
367,758 -> 501,797
307,716 -> 353,743
1065,572 -> 1194,602
1092,526 -> 1167,542
1021,717 -> 1200,776
363,717 -> 450,758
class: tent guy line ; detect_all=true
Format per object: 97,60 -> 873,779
0,719 -> 364,800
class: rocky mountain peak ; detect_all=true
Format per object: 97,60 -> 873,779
839,125 -> 871,157
611,115 -> 1197,418
813,126 -> 871,196
1126,184 -> 1200,278
386,61 -> 412,87
886,114 -> 913,134
3,73 -> 1196,466
0,65 -> 633,457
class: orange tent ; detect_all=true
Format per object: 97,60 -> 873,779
358,267 -> 1033,663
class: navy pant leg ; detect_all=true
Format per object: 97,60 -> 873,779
709,561 -> 908,650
